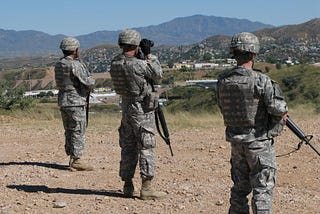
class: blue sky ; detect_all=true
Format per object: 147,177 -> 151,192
1,0 -> 319,36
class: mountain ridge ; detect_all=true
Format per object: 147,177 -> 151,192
134,14 -> 273,45
81,18 -> 320,72
0,15 -> 273,57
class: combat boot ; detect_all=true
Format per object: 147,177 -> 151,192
123,179 -> 134,197
140,178 -> 167,200
69,157 -> 93,171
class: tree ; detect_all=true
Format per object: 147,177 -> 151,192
265,66 -> 271,73
276,63 -> 282,70
46,91 -> 54,97
38,92 -> 47,97
202,53 -> 212,62
167,61 -> 174,69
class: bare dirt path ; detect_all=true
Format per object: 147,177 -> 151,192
0,115 -> 319,214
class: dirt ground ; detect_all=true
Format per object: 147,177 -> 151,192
0,113 -> 319,214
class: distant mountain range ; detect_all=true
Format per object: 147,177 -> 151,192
0,15 -> 273,57
1,18 -> 320,91
81,18 -> 320,73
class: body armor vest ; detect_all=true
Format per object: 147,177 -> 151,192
110,54 -> 147,98
55,57 -> 75,91
218,68 -> 267,127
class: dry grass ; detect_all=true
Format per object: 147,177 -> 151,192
0,103 -> 316,128
166,111 -> 224,131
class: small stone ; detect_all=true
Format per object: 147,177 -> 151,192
216,200 -> 224,206
53,202 -> 67,208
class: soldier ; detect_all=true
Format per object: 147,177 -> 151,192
109,29 -> 166,200
55,37 -> 95,171
217,32 -> 288,214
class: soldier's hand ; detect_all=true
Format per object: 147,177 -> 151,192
283,113 -> 289,123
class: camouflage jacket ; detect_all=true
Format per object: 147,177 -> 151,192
110,54 -> 163,100
55,56 -> 95,107
217,66 -> 288,142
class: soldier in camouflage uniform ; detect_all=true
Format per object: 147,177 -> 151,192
55,37 -> 95,171
217,32 -> 288,214
110,29 -> 166,200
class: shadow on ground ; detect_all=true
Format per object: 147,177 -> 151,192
0,161 -> 69,170
6,184 -> 131,199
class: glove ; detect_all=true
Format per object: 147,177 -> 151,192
139,39 -> 154,56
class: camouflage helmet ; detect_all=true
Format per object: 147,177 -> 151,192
230,32 -> 260,54
60,37 -> 80,51
118,29 -> 141,46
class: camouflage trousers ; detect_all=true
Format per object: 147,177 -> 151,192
229,139 -> 276,214
119,101 -> 156,181
60,106 -> 86,158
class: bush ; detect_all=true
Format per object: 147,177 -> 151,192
165,86 -> 218,113
281,75 -> 301,90
0,81 -> 35,110
304,88 -> 319,100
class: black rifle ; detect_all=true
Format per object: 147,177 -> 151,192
138,38 -> 174,156
286,117 -> 320,156
79,59 -> 91,128
151,81 -> 174,156
86,93 -> 90,127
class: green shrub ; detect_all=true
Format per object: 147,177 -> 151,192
165,86 -> 218,113
0,81 -> 35,110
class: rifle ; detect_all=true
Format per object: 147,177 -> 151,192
86,92 -> 90,127
152,81 -> 174,156
286,117 -> 320,156
138,38 -> 174,156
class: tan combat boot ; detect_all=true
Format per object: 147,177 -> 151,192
69,157 -> 93,171
140,179 -> 167,200
123,179 -> 134,197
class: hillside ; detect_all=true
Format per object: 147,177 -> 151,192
267,64 -> 320,107
0,15 -> 272,57
255,18 -> 320,63
79,18 -> 320,71
1,18 -> 320,64
2,63 -> 320,115
256,18 -> 320,42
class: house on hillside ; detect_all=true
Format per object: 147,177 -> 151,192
173,62 -> 192,70
193,63 -> 219,69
